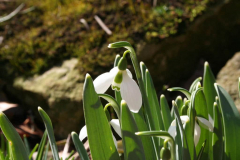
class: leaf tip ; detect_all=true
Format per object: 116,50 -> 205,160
38,106 -> 42,111
140,61 -> 145,66
204,61 -> 209,67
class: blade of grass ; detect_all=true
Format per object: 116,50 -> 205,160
38,107 -> 60,160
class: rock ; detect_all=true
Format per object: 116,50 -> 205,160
217,52 -> 240,111
137,0 -> 240,90
4,58 -> 85,138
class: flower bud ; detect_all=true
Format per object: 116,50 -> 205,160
118,57 -> 127,70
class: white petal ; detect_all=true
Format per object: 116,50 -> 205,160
197,117 -> 214,132
110,67 -> 119,75
93,68 -> 117,93
126,69 -> 132,79
180,116 -> 189,124
170,119 -> 177,126
120,71 -> 142,113
208,114 -> 214,127
110,119 -> 122,138
194,122 -> 201,146
168,125 -> 176,139
79,125 -> 87,141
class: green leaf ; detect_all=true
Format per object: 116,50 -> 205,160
184,120 -> 197,160
214,84 -> 240,160
203,62 -> 217,160
38,107 -> 60,160
132,109 -> 157,160
140,62 -> 147,87
36,130 -> 47,160
168,87 -> 191,100
189,77 -> 202,93
197,140 -> 206,160
43,142 -> 49,160
0,112 -> 29,160
194,90 -> 209,160
29,143 -> 39,160
160,94 -> 172,130
175,96 -> 183,114
121,100 -> 145,160
172,101 -> 191,160
23,134 -> 30,157
212,102 -> 223,160
203,62 -> 217,118
145,69 -> 165,152
98,94 -> 120,119
83,74 -> 119,160
71,132 -> 89,160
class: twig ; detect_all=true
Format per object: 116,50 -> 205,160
62,134 -> 71,160
0,3 -> 25,23
80,18 -> 90,30
94,15 -> 112,35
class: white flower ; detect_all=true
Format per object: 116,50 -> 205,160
93,66 -> 142,113
168,115 -> 213,146
79,119 -> 121,148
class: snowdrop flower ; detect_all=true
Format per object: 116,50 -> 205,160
79,119 -> 121,147
168,115 -> 213,146
93,56 -> 142,113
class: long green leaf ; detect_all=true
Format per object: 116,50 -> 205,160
194,90 -> 209,159
0,112 -> 29,160
83,74 -> 119,160
172,101 -> 191,160
189,77 -> 202,93
23,135 -> 30,157
71,132 -> 89,160
168,87 -> 191,100
145,69 -> 164,153
43,142 -> 49,160
121,100 -> 145,160
160,94 -> 172,130
203,62 -> 217,160
132,108 -> 157,160
29,143 -> 39,160
214,84 -> 240,160
184,120 -> 196,160
38,107 -> 60,160
36,131 -> 48,160
212,102 -> 223,160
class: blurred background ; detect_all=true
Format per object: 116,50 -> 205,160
0,0 -> 240,156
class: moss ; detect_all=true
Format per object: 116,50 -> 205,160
0,0 -> 214,79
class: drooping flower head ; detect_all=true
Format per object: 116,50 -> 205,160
93,54 -> 142,113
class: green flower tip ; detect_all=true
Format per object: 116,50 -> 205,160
116,54 -> 120,58
145,69 -> 149,73
215,96 -> 219,100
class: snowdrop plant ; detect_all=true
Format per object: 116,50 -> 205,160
0,41 -> 240,160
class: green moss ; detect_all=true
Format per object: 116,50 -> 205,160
0,0 -> 213,79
